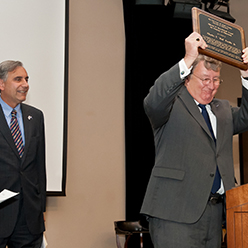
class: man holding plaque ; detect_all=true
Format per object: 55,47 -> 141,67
140,31 -> 248,248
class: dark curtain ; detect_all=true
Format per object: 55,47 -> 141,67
122,1 -> 192,247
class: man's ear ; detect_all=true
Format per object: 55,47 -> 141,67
0,79 -> 4,91
184,76 -> 189,87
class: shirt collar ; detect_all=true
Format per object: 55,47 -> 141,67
194,99 -> 211,109
0,97 -> 21,117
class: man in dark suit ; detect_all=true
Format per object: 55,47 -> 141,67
140,32 -> 248,248
0,60 -> 46,248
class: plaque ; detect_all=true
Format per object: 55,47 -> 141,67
192,7 -> 248,70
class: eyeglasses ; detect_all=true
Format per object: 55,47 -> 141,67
192,73 -> 223,86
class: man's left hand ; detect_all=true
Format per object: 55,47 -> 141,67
241,47 -> 248,77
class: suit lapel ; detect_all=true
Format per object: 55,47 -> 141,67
21,104 -> 32,162
210,100 -> 225,150
179,87 -> 216,146
0,105 -> 21,159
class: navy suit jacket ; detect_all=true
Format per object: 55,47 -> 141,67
0,103 -> 46,237
141,63 -> 248,224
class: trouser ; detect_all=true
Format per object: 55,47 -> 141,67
0,194 -> 43,248
149,199 -> 223,248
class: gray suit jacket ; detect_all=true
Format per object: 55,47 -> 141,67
140,63 -> 248,224
0,103 -> 46,237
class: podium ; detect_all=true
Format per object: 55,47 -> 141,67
226,184 -> 248,248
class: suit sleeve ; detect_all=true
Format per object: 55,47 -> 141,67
144,63 -> 185,129
232,86 -> 248,135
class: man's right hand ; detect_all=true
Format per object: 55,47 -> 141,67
184,31 -> 207,69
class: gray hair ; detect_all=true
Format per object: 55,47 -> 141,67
191,55 -> 222,73
0,60 -> 23,82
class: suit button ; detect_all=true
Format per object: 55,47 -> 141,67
210,173 -> 214,177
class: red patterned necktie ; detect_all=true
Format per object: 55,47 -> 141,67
10,109 -> 24,158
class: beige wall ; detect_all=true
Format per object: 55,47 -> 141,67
45,1 -> 125,247
44,0 -> 248,247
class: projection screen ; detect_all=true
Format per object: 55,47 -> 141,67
0,0 -> 68,195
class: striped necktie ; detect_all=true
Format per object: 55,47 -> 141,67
198,104 -> 221,194
10,109 -> 24,158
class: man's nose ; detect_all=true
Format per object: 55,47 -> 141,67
21,79 -> 29,87
207,80 -> 215,89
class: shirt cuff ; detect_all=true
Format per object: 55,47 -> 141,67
179,58 -> 192,80
242,76 -> 248,90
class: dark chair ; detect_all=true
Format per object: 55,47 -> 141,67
114,220 -> 149,248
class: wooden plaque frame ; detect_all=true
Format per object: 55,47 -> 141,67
192,7 -> 248,70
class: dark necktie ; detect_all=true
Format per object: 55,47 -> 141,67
198,104 -> 221,193
10,109 -> 24,158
